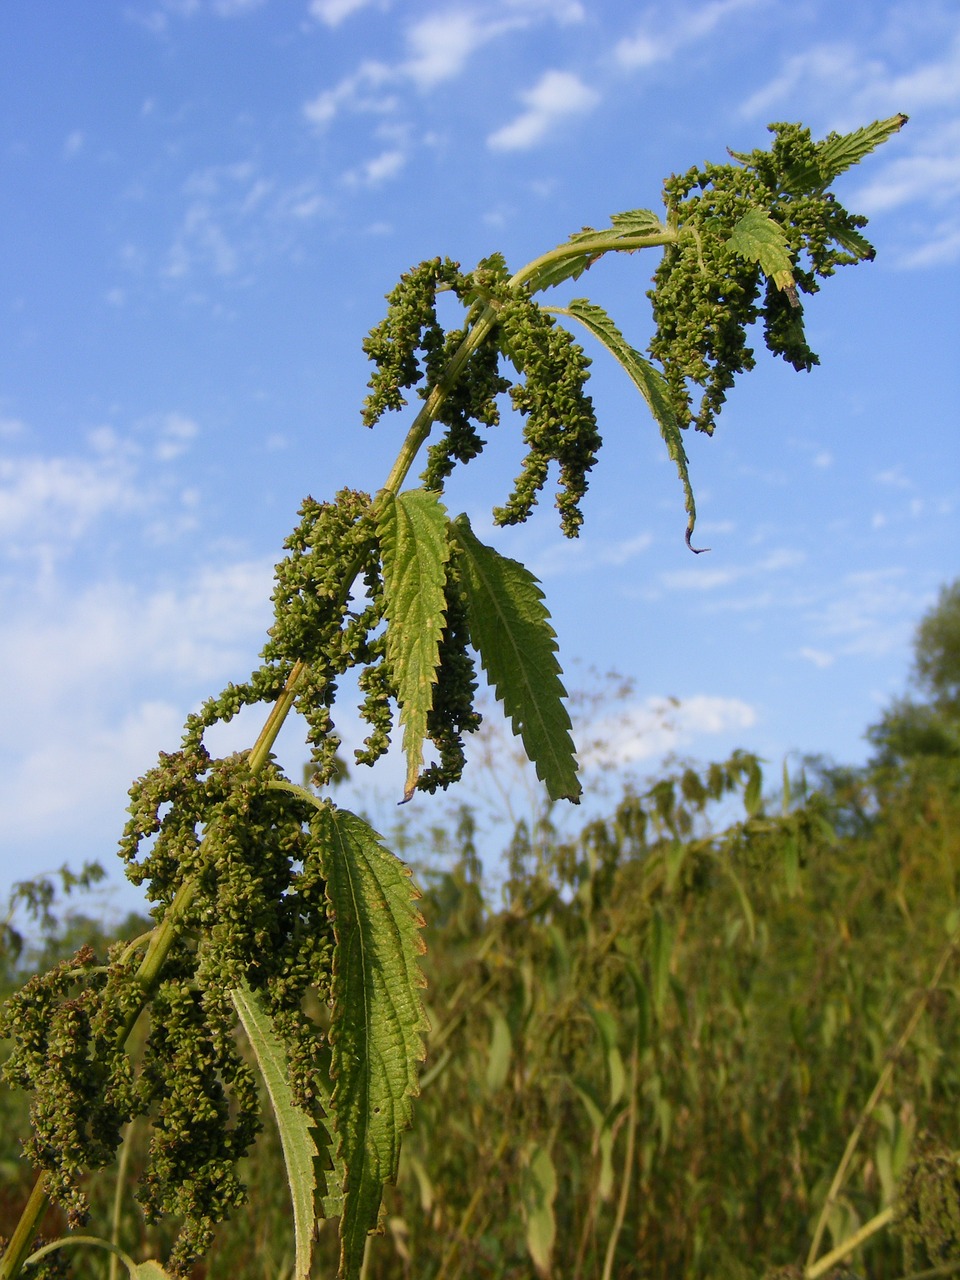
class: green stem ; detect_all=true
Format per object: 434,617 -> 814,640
601,1043 -> 639,1280
24,1234 -> 141,1278
805,1205 -> 895,1279
0,1177 -> 49,1280
510,231 -> 676,292
109,1126 -> 135,1280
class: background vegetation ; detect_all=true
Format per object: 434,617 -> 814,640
3,581 -> 958,1280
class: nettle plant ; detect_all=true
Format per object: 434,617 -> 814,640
0,116 -> 904,1280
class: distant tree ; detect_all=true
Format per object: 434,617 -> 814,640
869,579 -> 960,767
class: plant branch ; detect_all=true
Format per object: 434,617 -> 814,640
805,1205 -> 896,1279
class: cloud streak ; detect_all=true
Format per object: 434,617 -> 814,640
487,69 -> 599,151
616,0 -> 762,70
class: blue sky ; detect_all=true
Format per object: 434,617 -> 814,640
1,0 -> 958,911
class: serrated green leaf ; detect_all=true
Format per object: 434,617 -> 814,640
609,208 -> 666,235
548,298 -> 699,546
449,514 -> 581,802
814,113 -> 909,186
727,209 -> 796,292
520,1144 -> 557,1278
314,804 -> 428,1280
774,114 -> 908,195
378,488 -> 451,801
232,983 -> 338,1279
526,210 -> 667,292
832,223 -> 877,261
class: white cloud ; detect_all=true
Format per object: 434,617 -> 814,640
154,412 -> 199,461
578,694 -> 757,769
617,0 -> 761,70
0,455 -> 137,547
899,219 -> 960,267
738,36 -> 960,122
303,61 -> 396,128
343,147 -> 407,187
487,69 -> 599,151
309,0 -> 375,24
404,11 -> 515,89
811,568 -> 920,659
661,548 -> 805,592
0,417 -> 202,567
739,45 -> 868,119
799,647 -> 834,669
0,555 -> 273,867
530,532 -> 654,578
304,3 -> 586,138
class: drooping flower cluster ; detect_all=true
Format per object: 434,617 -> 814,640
649,121 -> 878,435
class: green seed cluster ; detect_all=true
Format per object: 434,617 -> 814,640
0,749 -> 337,1275
649,121 -> 876,435
137,973 -> 260,1274
362,257 -> 467,426
261,489 -> 382,784
362,251 -> 601,537
419,325 -> 511,491
898,1141 -> 960,1270
417,560 -> 482,793
492,286 -> 600,537
0,946 -> 139,1227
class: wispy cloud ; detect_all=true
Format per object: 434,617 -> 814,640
616,0 -> 762,70
0,557 -> 273,859
854,120 -> 960,211
303,61 -> 397,129
487,69 -> 599,151
660,548 -> 805,592
309,0 -> 378,25
405,11 -> 516,89
810,568 -> 922,659
0,417 -> 201,567
530,532 -> 654,578
578,693 -> 757,769
343,146 -> 407,187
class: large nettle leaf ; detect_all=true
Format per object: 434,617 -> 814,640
449,514 -> 580,802
314,803 -> 428,1280
548,297 -> 700,548
377,488 -> 450,800
232,983 -> 340,1280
